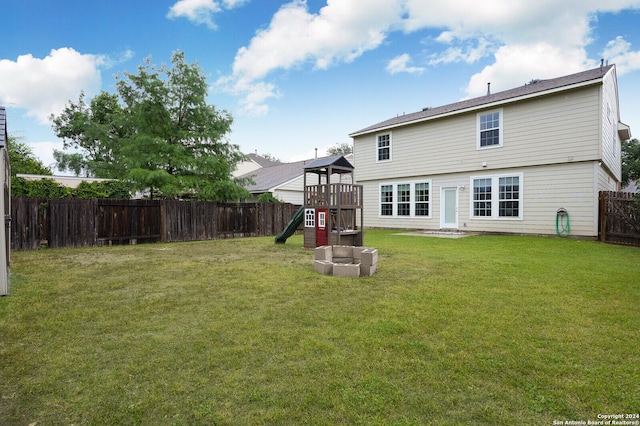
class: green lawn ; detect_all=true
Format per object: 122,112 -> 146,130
1,231 -> 639,425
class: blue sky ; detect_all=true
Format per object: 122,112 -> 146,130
2,0 -> 640,172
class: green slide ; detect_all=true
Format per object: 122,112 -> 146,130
274,206 -> 305,244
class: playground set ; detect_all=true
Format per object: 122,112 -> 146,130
275,155 -> 363,248
274,155 -> 374,276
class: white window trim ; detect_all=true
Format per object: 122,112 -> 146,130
469,173 -> 523,220
376,132 -> 392,163
318,211 -> 326,228
304,208 -> 315,228
379,184 -> 394,217
476,108 -> 504,150
378,180 -> 432,218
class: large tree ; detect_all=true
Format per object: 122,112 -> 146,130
326,142 -> 353,156
7,135 -> 52,176
51,51 -> 248,201
622,138 -> 640,187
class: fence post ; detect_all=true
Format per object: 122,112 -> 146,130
255,203 -> 260,236
160,201 -> 166,243
598,191 -> 606,242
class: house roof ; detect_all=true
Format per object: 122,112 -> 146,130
350,65 -> 615,137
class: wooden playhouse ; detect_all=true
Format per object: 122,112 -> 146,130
302,155 -> 363,248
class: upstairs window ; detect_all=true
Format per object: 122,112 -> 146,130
477,110 -> 503,149
377,133 -> 391,162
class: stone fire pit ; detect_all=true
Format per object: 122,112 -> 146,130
312,245 -> 378,277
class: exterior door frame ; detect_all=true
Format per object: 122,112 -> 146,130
440,187 -> 459,229
316,209 -> 328,246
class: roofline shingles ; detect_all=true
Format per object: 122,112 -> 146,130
349,65 -> 614,137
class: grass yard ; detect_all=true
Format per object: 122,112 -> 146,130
1,230 -> 639,425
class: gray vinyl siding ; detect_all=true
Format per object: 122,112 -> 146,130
274,175 -> 305,205
353,85 -> 601,184
601,69 -> 623,181
597,163 -> 619,192
361,162 -> 599,237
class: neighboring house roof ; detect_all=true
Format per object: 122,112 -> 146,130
17,174 -> 114,189
240,154 -> 354,193
232,153 -> 283,178
241,159 -> 309,192
247,153 -> 281,168
350,65 -> 616,137
623,180 -> 638,193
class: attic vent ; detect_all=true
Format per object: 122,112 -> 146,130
422,107 -> 431,111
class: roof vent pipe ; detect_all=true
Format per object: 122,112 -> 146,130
487,82 -> 491,96
600,58 -> 604,71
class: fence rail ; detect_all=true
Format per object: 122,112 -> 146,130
598,191 -> 640,246
10,198 -> 300,251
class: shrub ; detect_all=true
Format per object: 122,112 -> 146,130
258,192 -> 281,203
11,177 -> 70,198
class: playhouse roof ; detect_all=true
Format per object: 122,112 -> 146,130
304,155 -> 354,174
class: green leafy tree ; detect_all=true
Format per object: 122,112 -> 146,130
622,138 -> 640,187
7,135 -> 52,176
71,180 -> 132,199
12,177 -> 70,198
99,180 -> 133,199
257,192 -> 281,203
51,51 -> 249,201
53,151 -> 88,177
51,91 -> 127,178
326,142 -> 353,156
259,153 -> 280,162
11,177 -> 29,197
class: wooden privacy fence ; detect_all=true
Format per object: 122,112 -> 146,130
598,191 -> 640,246
11,198 -> 300,251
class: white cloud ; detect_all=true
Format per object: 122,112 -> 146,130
404,0 -> 596,46
221,0 -> 640,115
0,48 -> 104,124
404,0 -> 640,99
26,141 -> 64,172
601,36 -> 640,75
167,0 -> 249,29
428,37 -> 495,65
219,0 -> 403,115
386,54 -> 425,75
465,43 -> 594,97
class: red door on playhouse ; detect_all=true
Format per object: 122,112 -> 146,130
316,209 -> 328,247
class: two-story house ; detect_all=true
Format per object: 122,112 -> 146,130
349,65 -> 631,238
